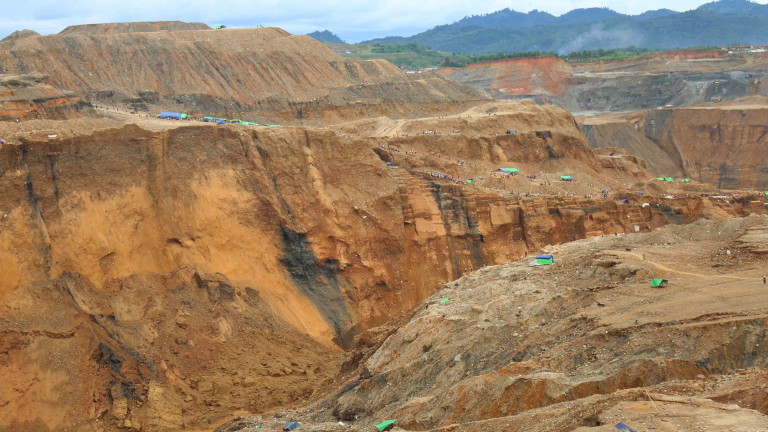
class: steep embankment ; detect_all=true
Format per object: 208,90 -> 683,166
1,101 -> 765,431
582,102 -> 768,189
0,26 -> 486,124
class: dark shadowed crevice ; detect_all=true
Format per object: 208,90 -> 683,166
279,226 -> 354,348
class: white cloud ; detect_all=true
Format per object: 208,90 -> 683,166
1,0 -> 767,43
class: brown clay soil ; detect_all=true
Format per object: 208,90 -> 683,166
217,216 -> 768,432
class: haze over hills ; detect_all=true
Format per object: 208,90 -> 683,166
361,0 -> 768,53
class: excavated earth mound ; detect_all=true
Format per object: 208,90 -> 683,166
0,26 -> 486,124
1,101 -> 766,431
58,21 -> 210,35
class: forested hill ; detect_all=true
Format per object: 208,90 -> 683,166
362,0 -> 768,54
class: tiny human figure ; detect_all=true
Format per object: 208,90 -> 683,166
763,275 -> 766,284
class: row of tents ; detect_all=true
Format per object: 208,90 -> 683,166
281,419 -> 396,431
157,112 -> 188,120
657,177 -> 691,182
202,116 -> 259,125
497,169 -> 575,182
203,116 -> 281,127
156,112 -> 279,126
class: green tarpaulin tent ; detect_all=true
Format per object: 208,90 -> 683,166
681,178 -> 691,182
664,177 -> 674,182
214,25 -> 227,29
501,168 -> 520,173
375,419 -> 397,432
465,179 -> 473,185
440,298 -> 449,304
535,254 -> 554,265
650,278 -> 668,287
561,176 -> 574,181
656,177 -> 665,181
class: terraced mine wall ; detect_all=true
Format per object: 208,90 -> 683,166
437,52 -> 768,113
0,120 -> 764,431
583,106 -> 768,190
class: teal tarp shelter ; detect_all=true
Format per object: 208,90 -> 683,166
650,278 -> 668,287
561,176 -> 574,181
375,420 -> 397,432
681,178 -> 691,182
466,179 -> 473,185
214,25 -> 226,29
656,177 -> 665,181
501,168 -> 520,175
536,254 -> 554,265
664,177 -> 674,182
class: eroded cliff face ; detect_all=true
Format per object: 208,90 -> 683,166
0,102 -> 763,431
582,103 -> 768,189
0,27 -> 486,124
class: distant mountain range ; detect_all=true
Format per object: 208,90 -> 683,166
344,0 -> 768,54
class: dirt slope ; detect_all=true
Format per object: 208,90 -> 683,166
316,215 -> 768,431
0,27 -> 486,124
2,100 -> 764,431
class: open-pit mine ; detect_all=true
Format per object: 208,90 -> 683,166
0,22 -> 766,432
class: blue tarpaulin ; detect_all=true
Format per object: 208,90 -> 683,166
615,422 -> 637,432
283,421 -> 299,431
158,111 -> 185,120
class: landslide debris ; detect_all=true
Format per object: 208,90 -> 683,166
0,267 -> 338,432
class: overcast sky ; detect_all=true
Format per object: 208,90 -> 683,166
3,0 -> 768,43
